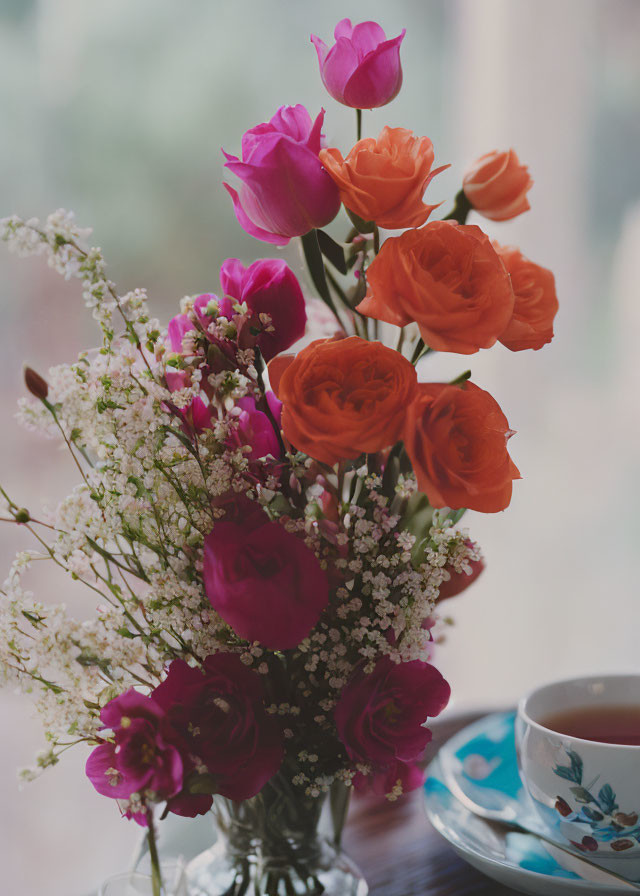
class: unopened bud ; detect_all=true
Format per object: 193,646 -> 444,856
15,508 -> 30,524
24,366 -> 49,401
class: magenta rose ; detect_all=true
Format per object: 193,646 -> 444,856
223,105 -> 340,246
203,517 -> 329,649
335,657 -> 450,767
220,258 -> 307,361
85,689 -> 184,825
353,759 -> 425,797
311,19 -> 405,109
152,654 -> 284,801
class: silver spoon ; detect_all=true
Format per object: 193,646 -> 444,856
437,749 -> 640,892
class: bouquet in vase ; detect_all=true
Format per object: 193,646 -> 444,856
0,16 -> 558,896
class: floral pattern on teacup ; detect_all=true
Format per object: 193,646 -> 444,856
552,747 -> 640,854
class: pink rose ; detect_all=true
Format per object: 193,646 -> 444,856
203,517 -> 329,649
462,149 -> 533,221
311,19 -> 405,109
85,689 -> 185,825
220,258 -> 307,361
335,657 -> 450,767
152,654 -> 284,802
229,393 -> 282,462
223,105 -> 340,245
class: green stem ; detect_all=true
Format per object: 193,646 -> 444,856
450,369 -> 472,385
146,808 -> 163,896
373,225 -> 380,255
410,339 -> 433,365
443,188 -> 472,225
356,108 -> 362,141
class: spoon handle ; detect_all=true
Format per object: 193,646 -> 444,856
501,818 -> 640,891
438,753 -> 640,891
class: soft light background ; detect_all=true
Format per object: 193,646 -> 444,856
1,0 -> 639,893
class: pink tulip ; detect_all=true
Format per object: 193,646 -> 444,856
223,105 -> 340,246
220,257 -> 307,361
311,19 -> 405,109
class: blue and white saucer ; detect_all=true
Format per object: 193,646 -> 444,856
424,711 -> 636,895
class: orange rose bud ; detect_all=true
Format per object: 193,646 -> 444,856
462,149 -> 532,221
269,336 -> 417,466
319,127 -> 448,230
404,381 -> 520,513
493,243 -> 559,352
357,221 -> 514,354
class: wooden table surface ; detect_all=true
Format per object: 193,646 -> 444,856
343,709 -> 521,896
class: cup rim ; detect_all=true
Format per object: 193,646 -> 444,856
517,672 -> 640,751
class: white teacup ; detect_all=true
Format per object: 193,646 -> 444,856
516,674 -> 640,881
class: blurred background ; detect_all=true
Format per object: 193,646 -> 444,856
1,0 -> 639,893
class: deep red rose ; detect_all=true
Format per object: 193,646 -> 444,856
203,518 -> 329,649
335,657 -> 450,768
437,542 -> 485,601
353,758 -> 425,797
152,654 -> 284,802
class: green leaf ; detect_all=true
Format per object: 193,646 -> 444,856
300,230 -> 341,321
569,786 -> 595,803
554,765 -> 579,783
568,749 -> 584,784
317,229 -> 347,274
597,784 -> 618,815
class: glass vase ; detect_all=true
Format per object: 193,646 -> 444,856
186,770 -> 368,896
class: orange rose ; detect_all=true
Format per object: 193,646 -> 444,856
357,221 -> 514,354
319,127 -> 448,230
493,243 -> 559,351
268,336 -> 417,466
462,149 -> 532,221
404,381 -> 520,513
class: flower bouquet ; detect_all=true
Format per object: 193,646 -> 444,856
0,16 -> 558,896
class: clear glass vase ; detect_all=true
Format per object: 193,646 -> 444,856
100,861 -> 190,895
186,771 -> 368,896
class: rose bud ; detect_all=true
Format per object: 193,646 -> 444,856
223,105 -> 340,246
219,258 -> 306,361
335,657 -> 450,767
152,654 -> 284,803
311,19 -> 405,109
203,517 -> 328,649
493,243 -> 559,352
404,381 -> 521,513
320,128 -> 448,230
462,149 -> 533,222
24,366 -> 49,401
85,689 -> 185,825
